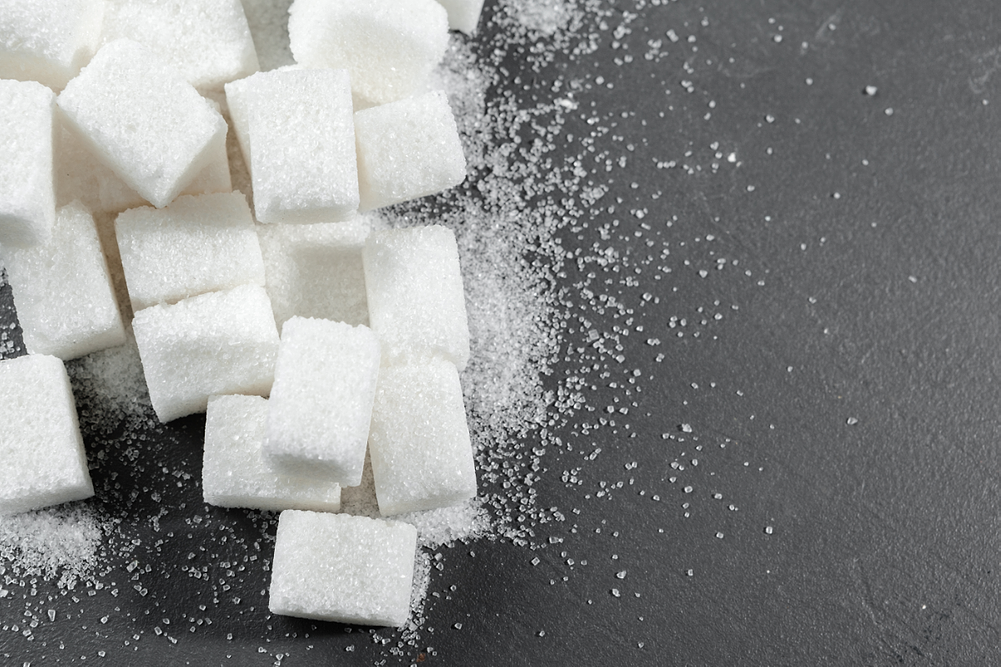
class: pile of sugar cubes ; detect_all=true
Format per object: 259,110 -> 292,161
0,0 -> 486,629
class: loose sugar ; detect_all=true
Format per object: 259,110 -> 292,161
115,192 -> 265,312
1,201 -> 125,360
0,78 -> 55,248
56,38 -> 228,208
264,317 -> 380,486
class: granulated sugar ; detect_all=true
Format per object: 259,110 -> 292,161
0,0 -> 710,661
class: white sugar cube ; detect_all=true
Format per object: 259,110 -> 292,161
100,0 -> 258,92
225,67 -> 358,223
369,358 -> 475,516
355,91 -> 466,211
56,39 -> 228,208
269,510 -> 416,627
0,79 -> 55,248
434,0 -> 484,34
288,0 -> 448,108
264,317 -> 379,486
257,218 -> 371,332
115,192 -> 265,312
132,284 -> 279,423
203,395 -> 341,512
0,355 -> 94,514
0,0 -> 104,90
55,115 -> 232,214
1,202 -> 125,360
362,225 -> 470,370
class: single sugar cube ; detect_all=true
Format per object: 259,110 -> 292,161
355,90 -> 466,211
288,0 -> 448,109
264,317 -> 379,487
269,510 -> 416,627
257,217 -> 372,332
203,395 -> 341,512
56,38 -> 228,208
115,192 -> 265,312
434,0 -> 484,34
99,0 -> 258,92
362,225 -> 470,370
368,358 -> 476,516
0,79 -> 55,248
0,355 -> 94,514
132,284 -> 279,423
55,112 -> 232,214
225,67 -> 358,223
1,202 -> 126,360
0,0 -> 104,90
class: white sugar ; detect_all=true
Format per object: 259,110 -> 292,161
100,0 -> 259,92
355,91 -> 466,211
0,0 -> 104,90
1,201 -> 125,360
257,217 -> 373,332
288,0 -> 448,108
56,39 -> 228,208
0,79 -> 55,248
115,192 -> 264,312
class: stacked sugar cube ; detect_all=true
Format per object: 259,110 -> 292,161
0,0 -> 489,628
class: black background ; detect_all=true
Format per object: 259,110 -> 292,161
6,0 -> 1001,664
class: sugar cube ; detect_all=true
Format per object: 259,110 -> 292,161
1,202 -> 126,360
132,284 -> 279,423
287,0 -> 448,108
0,78 -> 55,248
355,90 -> 466,211
362,225 -> 470,370
99,0 -> 259,92
368,358 -> 476,516
55,113 -> 232,214
115,192 -> 265,312
434,0 -> 485,34
225,67 -> 358,223
0,0 -> 104,90
269,510 -> 416,627
264,317 -> 379,487
0,355 -> 94,514
257,217 -> 372,332
56,39 -> 228,208
203,395 -> 341,512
